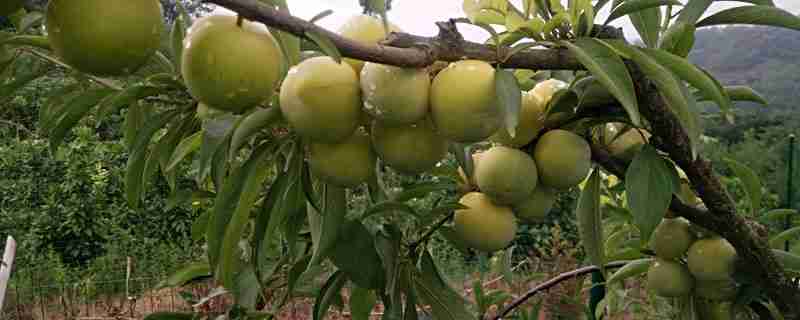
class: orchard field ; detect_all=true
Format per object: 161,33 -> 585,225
1,0 -> 800,319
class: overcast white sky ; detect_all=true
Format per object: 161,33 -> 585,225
218,0 -> 800,42
217,0 -> 800,42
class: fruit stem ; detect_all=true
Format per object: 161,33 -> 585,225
409,212 -> 455,254
236,15 -> 244,27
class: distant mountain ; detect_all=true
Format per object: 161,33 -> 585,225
690,26 -> 800,111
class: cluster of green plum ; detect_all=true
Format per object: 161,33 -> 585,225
36,0 -> 600,255
647,215 -> 741,316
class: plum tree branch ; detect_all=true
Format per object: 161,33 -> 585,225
203,0 -> 800,316
492,261 -> 629,320
204,0 -> 620,70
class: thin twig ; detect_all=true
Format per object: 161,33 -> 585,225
21,48 -> 123,91
492,261 -> 629,320
410,212 -> 455,252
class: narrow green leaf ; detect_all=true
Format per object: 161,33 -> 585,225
287,255 -> 312,296
331,220 -> 385,289
724,158 -> 763,216
562,38 -> 641,126
157,117 -> 197,190
698,85 -> 768,105
605,258 -> 652,285
192,209 -> 211,242
606,41 -> 700,158
697,6 -> 800,31
350,286 -> 377,320
594,0 -> 612,12
606,0 -> 680,24
577,169 -> 605,274
126,110 -> 179,208
723,0 -> 774,5
305,31 -> 342,64
197,115 -> 237,184
308,184 -> 347,267
219,144 -> 274,288
207,141 -> 276,270
229,107 -> 282,158
233,265 -> 261,311
253,158 -> 298,271
158,262 -> 212,288
676,0 -> 713,24
39,84 -> 81,131
96,84 -> 163,120
629,5 -> 662,48
450,143 -> 473,183
770,226 -> 800,248
438,226 -> 471,255
48,88 -> 114,151
546,89 -> 579,118
301,162 -> 322,213
165,131 -> 202,172
659,21 -> 696,57
362,201 -> 418,219
230,107 -> 282,157
411,263 -> 474,320
403,268 -> 420,320
495,68 -> 522,138
0,35 -> 50,50
763,209 -> 798,221
394,181 -> 456,202
170,14 -> 186,73
463,0 -> 508,25
605,0 -> 683,24
772,249 -> 800,271
641,48 -> 731,114
310,9 -> 335,23
543,12 -> 569,36
626,145 -> 681,244
313,271 -> 347,320
375,224 -> 402,309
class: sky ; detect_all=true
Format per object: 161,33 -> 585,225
215,0 -> 800,42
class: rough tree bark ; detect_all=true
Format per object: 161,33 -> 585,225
204,0 -> 800,316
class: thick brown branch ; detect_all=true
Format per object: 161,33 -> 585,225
492,261 -> 628,320
205,0 -> 602,70
629,70 -> 800,317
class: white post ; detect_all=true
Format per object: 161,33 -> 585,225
0,236 -> 17,311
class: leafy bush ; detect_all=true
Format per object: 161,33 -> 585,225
0,126 -> 199,267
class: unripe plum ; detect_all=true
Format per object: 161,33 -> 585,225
650,218 -> 694,260
513,186 -> 557,223
280,56 -> 361,143
338,15 -> 400,73
360,62 -> 430,126
182,15 -> 284,113
490,91 -> 546,147
475,146 -> 538,205
47,0 -> 163,76
371,120 -> 448,174
430,60 -> 501,143
646,259 -> 694,298
308,130 -> 376,188
687,237 -> 738,281
454,192 -> 518,252
533,129 -> 592,189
